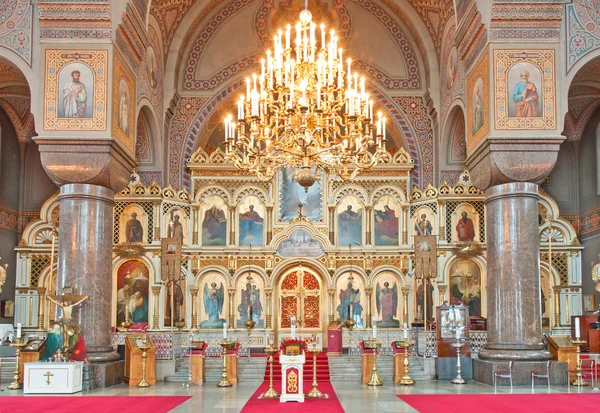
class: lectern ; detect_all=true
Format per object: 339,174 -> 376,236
125,335 -> 156,386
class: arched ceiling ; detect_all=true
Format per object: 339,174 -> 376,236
565,56 -> 600,141
0,57 -> 34,142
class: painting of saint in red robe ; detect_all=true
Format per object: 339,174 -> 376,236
374,205 -> 399,246
456,211 -> 475,242
510,68 -> 540,118
67,324 -> 89,364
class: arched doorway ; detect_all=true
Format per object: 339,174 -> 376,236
276,263 -> 325,340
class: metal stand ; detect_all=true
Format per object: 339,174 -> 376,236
570,338 -> 588,387
451,340 -> 466,384
367,340 -> 383,386
260,345 -> 280,398
8,338 -> 26,390
307,344 -> 327,397
217,340 -> 236,387
137,338 -> 152,388
398,339 -> 415,385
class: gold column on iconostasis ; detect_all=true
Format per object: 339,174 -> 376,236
402,286 -> 410,326
192,206 -> 200,245
229,206 -> 236,246
36,287 -> 46,329
328,206 -> 335,244
365,206 -> 372,245
228,288 -> 236,328
553,286 -> 562,327
438,285 -> 447,305
328,289 -> 336,324
401,206 -> 408,244
438,201 -> 445,241
190,286 -> 199,329
151,286 -> 161,330
365,288 -> 373,328
153,201 -> 161,241
266,207 -> 273,244
265,289 -> 273,329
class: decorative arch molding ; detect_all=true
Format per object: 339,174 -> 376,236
193,266 -> 231,287
332,184 -> 368,205
233,186 -> 270,205
232,265 -> 268,286
331,265 -> 369,287
369,265 -> 407,286
270,258 -> 331,289
271,223 -> 332,251
194,186 -> 233,204
370,185 -> 407,205
19,195 -> 60,247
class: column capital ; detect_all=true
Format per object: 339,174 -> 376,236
151,285 -> 162,295
189,286 -> 199,297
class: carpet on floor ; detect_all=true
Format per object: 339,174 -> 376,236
0,396 -> 191,413
241,380 -> 344,413
398,394 -> 597,413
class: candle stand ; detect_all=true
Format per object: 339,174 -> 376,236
570,338 -> 588,387
398,339 -> 415,385
217,340 -> 237,387
8,338 -> 26,390
450,340 -> 466,384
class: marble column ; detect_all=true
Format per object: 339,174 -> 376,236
478,183 -> 550,361
56,184 -> 119,362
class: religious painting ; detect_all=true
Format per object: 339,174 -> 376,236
112,50 -> 136,152
44,50 -> 108,131
163,208 -> 188,246
467,53 -> 489,153
494,49 -> 556,130
540,268 -> 552,326
446,47 -> 458,89
451,204 -> 479,243
1,300 -> 14,318
200,195 -> 227,246
373,195 -> 400,246
238,195 -> 265,247
336,195 -> 363,247
448,259 -> 482,317
118,204 -> 147,244
279,266 -> 321,329
583,294 -> 596,312
373,273 -> 401,328
199,273 -> 228,329
414,235 -> 437,323
413,206 -> 435,236
237,275 -> 264,328
146,46 -> 158,90
336,272 -> 364,328
279,167 -> 323,222
276,229 -> 324,258
115,260 -> 150,327
164,279 -> 186,328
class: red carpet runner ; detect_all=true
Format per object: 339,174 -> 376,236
241,352 -> 344,413
0,396 -> 191,413
398,394 -> 597,413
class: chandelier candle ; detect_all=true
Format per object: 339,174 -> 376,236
224,7 -> 387,192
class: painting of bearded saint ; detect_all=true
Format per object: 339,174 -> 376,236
59,62 -> 93,118
337,196 -> 363,247
202,196 -> 227,246
374,196 -> 399,246
201,282 -> 226,328
376,280 -> 399,327
509,62 -> 542,118
238,197 -> 264,246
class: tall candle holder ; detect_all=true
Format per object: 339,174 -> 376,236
451,339 -> 466,384
8,337 -> 26,390
307,337 -> 327,397
366,340 -> 383,386
570,337 -> 588,387
217,340 -> 237,387
398,339 -> 415,385
137,336 -> 152,388
261,344 -> 280,398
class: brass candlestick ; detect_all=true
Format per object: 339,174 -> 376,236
137,336 -> 152,388
217,340 -> 236,387
261,344 -> 280,398
367,340 -> 383,387
307,341 -> 327,398
451,340 -> 466,384
8,337 -> 26,390
570,338 -> 588,387
398,339 -> 415,385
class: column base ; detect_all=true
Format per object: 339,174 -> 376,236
87,345 -> 121,363
82,360 -> 124,390
478,346 -> 552,361
473,359 -> 567,386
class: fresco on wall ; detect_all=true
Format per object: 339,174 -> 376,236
374,273 -> 400,328
58,62 -> 94,118
451,204 -> 479,243
508,62 -> 542,118
472,77 -> 484,134
374,195 -> 400,246
119,205 -> 147,244
279,167 -> 323,222
201,195 -> 227,246
238,195 -> 264,246
446,47 -> 458,89
337,195 -> 363,247
115,260 -> 149,327
449,259 -> 482,317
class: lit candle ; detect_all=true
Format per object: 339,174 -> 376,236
575,317 -> 580,339
455,327 -> 461,341
17,323 -> 21,339
403,322 -> 408,339
285,24 -> 291,49
372,317 -> 377,339
321,24 -> 326,49
223,321 -> 227,339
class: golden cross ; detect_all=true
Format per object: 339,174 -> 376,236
281,265 -> 319,325
44,371 -> 54,385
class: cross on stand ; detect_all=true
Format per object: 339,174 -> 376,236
44,371 -> 54,385
281,264 -> 319,329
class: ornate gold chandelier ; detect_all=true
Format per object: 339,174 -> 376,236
224,7 -> 387,191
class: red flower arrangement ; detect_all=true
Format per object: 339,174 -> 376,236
279,338 -> 307,355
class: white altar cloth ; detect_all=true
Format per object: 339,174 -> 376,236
24,361 -> 83,394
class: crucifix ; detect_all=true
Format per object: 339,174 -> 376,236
297,203 -> 304,218
44,371 -> 54,385
281,264 -> 319,328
